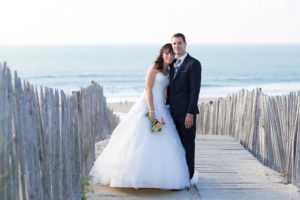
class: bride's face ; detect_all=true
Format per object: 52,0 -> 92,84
163,51 -> 175,65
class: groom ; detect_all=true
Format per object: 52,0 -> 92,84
166,33 -> 202,180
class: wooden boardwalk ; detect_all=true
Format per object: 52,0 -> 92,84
195,135 -> 299,200
87,135 -> 299,200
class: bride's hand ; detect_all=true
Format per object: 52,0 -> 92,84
148,112 -> 155,122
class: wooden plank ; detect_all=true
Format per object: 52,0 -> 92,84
54,89 -> 63,200
71,95 -> 81,200
40,87 -> 52,200
14,72 -> 28,200
61,91 -> 72,200
0,65 -> 9,200
295,92 -> 300,186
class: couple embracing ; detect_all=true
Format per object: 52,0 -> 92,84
89,33 -> 202,190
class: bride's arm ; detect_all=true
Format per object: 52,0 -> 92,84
145,65 -> 157,121
164,88 -> 167,104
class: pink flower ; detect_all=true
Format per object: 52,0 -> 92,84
153,125 -> 159,132
158,117 -> 164,123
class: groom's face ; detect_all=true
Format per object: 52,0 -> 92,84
172,37 -> 187,57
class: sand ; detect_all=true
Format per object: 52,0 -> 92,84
107,97 -> 219,113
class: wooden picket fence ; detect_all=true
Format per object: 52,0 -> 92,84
197,88 -> 300,187
0,63 -> 119,200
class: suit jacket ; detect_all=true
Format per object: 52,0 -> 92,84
166,53 -> 202,115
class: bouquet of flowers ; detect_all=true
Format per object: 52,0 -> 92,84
145,112 -> 166,134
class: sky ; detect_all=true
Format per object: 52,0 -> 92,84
0,0 -> 299,44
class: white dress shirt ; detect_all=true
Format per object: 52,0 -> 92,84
174,52 -> 188,78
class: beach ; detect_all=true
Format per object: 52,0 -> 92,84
107,97 -> 219,113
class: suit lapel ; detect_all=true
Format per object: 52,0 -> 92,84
173,54 -> 190,82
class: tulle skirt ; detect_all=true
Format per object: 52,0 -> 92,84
89,92 -> 190,189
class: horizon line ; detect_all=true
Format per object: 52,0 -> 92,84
1,42 -> 300,46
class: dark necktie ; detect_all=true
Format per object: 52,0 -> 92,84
174,59 -> 182,79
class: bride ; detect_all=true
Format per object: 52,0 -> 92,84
89,43 -> 190,190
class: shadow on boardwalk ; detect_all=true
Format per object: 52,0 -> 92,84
87,134 -> 299,200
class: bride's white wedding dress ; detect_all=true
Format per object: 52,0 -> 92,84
89,72 -> 190,189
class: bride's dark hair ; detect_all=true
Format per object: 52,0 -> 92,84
154,43 -> 175,71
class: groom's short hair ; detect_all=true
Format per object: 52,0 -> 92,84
172,33 -> 186,43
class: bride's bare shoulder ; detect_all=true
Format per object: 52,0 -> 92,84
147,63 -> 159,74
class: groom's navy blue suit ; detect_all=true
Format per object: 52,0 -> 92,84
166,53 -> 201,179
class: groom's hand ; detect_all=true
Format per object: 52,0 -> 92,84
185,113 -> 194,129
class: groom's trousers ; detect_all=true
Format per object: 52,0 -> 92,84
171,113 -> 196,180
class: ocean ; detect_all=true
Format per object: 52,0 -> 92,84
0,44 -> 299,102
